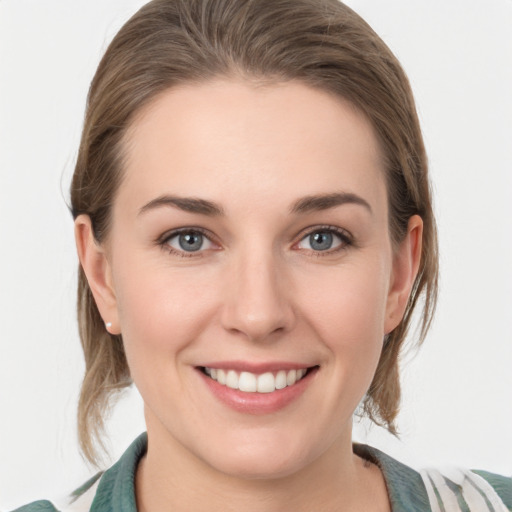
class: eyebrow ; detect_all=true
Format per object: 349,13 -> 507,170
138,191 -> 372,217
139,195 -> 225,216
290,192 -> 372,215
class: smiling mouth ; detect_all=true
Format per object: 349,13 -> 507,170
200,367 -> 315,393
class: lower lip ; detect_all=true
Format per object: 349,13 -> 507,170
198,367 -> 318,414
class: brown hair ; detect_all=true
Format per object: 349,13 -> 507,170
71,0 -> 438,464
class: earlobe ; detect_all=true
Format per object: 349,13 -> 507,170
74,215 -> 121,334
384,215 -> 423,334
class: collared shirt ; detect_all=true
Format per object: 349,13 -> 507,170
12,433 -> 512,511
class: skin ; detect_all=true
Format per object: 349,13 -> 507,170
76,80 -> 422,511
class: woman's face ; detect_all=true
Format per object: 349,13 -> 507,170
82,80 -> 419,479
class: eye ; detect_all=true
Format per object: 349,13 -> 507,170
164,229 -> 215,254
296,227 -> 351,253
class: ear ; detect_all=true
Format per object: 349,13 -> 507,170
74,215 -> 121,335
384,215 -> 423,334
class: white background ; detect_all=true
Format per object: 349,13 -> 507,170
0,0 -> 511,508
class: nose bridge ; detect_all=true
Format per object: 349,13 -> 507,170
221,243 -> 294,342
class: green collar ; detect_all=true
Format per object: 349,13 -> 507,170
353,444 -> 431,511
88,433 -> 432,512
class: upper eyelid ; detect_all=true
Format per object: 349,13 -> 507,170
295,225 -> 353,242
158,226 -> 216,244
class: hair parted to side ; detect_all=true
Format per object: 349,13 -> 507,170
71,0 -> 438,464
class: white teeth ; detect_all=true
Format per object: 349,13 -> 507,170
204,367 -> 309,393
239,371 -> 257,392
217,369 -> 226,385
226,370 -> 239,390
257,372 -> 275,393
275,370 -> 287,390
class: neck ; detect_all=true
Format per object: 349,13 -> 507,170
136,420 -> 389,512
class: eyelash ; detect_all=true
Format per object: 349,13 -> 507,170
157,225 -> 354,258
157,227 -> 216,258
295,225 -> 354,256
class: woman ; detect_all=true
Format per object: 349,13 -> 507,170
9,0 -> 511,510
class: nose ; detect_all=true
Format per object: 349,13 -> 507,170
220,251 -> 295,343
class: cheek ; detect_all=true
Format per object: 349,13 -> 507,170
301,261 -> 389,342
297,257 -> 390,382
111,255 -> 219,377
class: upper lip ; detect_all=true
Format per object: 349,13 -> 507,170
198,361 -> 317,373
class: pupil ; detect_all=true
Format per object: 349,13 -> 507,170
310,232 -> 332,251
179,232 -> 203,251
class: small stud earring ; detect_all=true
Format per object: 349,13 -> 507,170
106,322 -> 112,330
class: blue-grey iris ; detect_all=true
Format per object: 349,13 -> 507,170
179,232 -> 203,251
310,231 -> 333,251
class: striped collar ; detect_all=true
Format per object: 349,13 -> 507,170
71,433 -> 509,512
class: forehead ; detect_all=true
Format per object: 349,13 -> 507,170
119,79 -> 387,216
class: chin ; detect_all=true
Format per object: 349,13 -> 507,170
208,452 -> 309,481
195,431 -> 319,481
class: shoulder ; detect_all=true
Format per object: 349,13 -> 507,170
10,501 -> 59,512
473,469 -> 512,506
9,473 -> 102,512
355,443 -> 511,512
8,433 -> 147,512
421,467 -> 512,511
